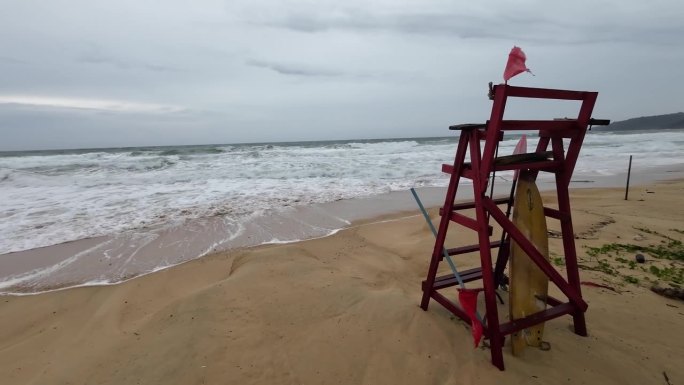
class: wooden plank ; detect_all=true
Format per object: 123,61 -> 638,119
494,151 -> 552,165
431,291 -> 491,339
446,240 -> 503,256
500,120 -> 578,131
437,197 -> 510,213
493,160 -> 563,173
449,123 -> 486,130
500,303 -> 575,336
449,212 -> 492,234
504,85 -> 596,101
508,171 -> 550,354
447,155 -> 561,174
434,267 -> 482,284
540,294 -> 563,307
543,207 -> 570,221
426,267 -> 483,290
441,163 -> 456,174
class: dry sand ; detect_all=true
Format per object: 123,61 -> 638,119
1,180 -> 683,385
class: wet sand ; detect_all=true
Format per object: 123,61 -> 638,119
1,179 -> 683,384
3,163 -> 683,295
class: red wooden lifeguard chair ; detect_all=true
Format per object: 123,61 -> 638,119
420,83 -> 609,370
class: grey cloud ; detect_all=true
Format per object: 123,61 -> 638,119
78,45 -> 182,73
261,8 -> 684,46
0,56 -> 26,64
245,58 -> 413,82
1,0 -> 683,150
0,100 -> 192,117
262,11 -> 564,42
0,103 -> 204,151
246,59 -> 345,77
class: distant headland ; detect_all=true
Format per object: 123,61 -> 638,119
596,112 -> 684,131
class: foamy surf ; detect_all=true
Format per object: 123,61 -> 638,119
1,132 -> 683,294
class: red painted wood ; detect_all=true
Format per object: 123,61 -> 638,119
500,120 -> 579,131
493,160 -> 562,173
427,267 -> 484,290
431,291 -> 491,338
420,84 -> 599,369
500,303 -> 575,335
505,85 -> 595,100
483,198 -> 588,311
437,197 -> 510,213
449,212 -> 492,234
543,207 -> 570,221
446,240 -> 503,257
420,131 -> 471,310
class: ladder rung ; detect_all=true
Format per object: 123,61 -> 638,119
500,302 -> 575,336
443,157 -> 560,176
543,207 -> 570,221
454,197 -> 510,210
449,212 -> 492,234
437,197 -> 510,213
493,160 -> 563,173
439,197 -> 510,216
494,151 -> 552,165
426,267 -> 483,291
446,240 -> 503,257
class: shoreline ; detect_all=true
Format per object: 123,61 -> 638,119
0,176 -> 682,384
2,162 -> 684,295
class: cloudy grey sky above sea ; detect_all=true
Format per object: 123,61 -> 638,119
1,0 -> 682,150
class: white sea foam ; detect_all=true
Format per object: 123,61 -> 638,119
0,131 -> 683,294
1,132 -> 683,255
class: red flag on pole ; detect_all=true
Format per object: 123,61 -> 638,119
503,46 -> 532,83
458,288 -> 484,347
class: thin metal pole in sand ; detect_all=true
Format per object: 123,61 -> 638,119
410,188 -> 465,288
410,188 -> 484,323
624,155 -> 633,200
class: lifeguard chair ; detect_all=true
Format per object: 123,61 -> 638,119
420,83 -> 609,369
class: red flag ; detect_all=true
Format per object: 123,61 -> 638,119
503,46 -> 531,82
458,288 -> 484,347
512,135 -> 527,180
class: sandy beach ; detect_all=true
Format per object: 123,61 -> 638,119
1,180 -> 683,385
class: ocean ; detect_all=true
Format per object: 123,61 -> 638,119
2,129 -> 684,294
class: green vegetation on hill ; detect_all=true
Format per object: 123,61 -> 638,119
596,112 -> 684,131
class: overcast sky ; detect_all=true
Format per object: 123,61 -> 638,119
1,0 -> 682,150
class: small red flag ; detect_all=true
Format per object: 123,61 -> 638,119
458,288 -> 484,347
512,135 -> 527,180
503,46 -> 532,82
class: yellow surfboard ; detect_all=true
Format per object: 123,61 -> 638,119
509,170 -> 549,356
